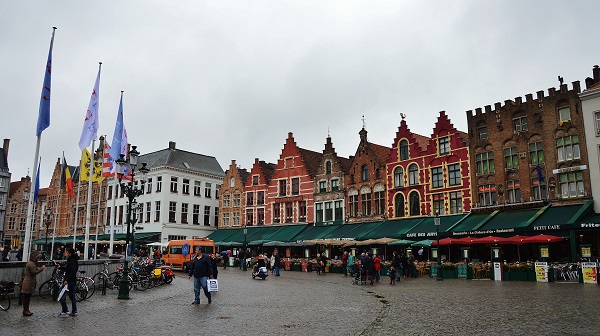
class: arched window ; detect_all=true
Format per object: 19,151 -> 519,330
409,191 -> 420,216
325,161 -> 332,174
408,164 -> 419,186
394,193 -> 405,217
394,167 -> 404,188
350,174 -> 355,184
229,177 -> 235,187
361,165 -> 369,181
400,140 -> 409,160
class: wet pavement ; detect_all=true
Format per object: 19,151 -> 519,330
1,268 -> 599,335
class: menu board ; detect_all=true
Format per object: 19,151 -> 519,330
581,262 -> 598,284
539,247 -> 550,259
535,262 -> 548,282
493,262 -> 502,281
581,246 -> 592,258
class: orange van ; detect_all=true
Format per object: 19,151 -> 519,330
162,238 -> 215,272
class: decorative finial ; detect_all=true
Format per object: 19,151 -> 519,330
558,76 -> 564,86
400,113 -> 406,120
362,115 -> 366,129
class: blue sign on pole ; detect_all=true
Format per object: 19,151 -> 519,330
182,243 -> 190,258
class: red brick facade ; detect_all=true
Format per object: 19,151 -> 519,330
266,133 -> 322,224
244,158 -> 275,226
386,111 -> 471,218
219,160 -> 247,228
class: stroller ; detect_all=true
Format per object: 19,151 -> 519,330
351,262 -> 371,285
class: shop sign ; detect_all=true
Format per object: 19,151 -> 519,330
457,264 -> 468,278
451,228 -> 515,236
552,165 -> 587,174
493,262 -> 502,281
535,262 -> 548,282
533,225 -> 561,231
581,223 -> 600,228
581,262 -> 598,284
539,246 -> 550,259
406,232 -> 438,238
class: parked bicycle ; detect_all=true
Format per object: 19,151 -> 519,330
38,261 -> 64,300
92,262 -> 118,294
0,281 -> 15,311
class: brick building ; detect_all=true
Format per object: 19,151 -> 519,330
386,111 -> 471,218
345,127 -> 391,222
313,136 -> 351,225
244,158 -> 275,226
466,79 -> 591,209
267,132 -> 322,225
219,160 -> 248,228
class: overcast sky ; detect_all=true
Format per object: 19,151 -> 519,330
2,1 -> 600,187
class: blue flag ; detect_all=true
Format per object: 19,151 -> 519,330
36,28 -> 56,137
33,160 -> 40,203
109,93 -> 128,162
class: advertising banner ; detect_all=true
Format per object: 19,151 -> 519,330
581,262 -> 598,284
535,262 -> 548,282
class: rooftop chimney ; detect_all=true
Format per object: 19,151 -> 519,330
169,141 -> 176,150
2,139 -> 9,159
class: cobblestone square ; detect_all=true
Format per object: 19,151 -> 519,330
1,269 -> 599,335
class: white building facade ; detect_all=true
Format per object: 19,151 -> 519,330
580,70 -> 600,212
104,141 -> 224,243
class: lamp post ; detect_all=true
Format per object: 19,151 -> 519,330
44,208 -> 53,254
434,212 -> 443,281
116,146 -> 149,300
242,227 -> 248,271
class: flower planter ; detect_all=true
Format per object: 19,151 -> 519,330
442,269 -> 457,279
508,271 -> 528,281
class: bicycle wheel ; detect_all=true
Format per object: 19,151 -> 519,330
39,280 -> 58,300
0,294 -> 10,311
81,277 -> 95,299
92,273 -> 107,292
75,280 -> 88,301
108,272 -> 119,289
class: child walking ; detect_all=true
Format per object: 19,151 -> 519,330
388,265 -> 397,285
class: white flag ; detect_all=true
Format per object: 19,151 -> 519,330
78,64 -> 101,150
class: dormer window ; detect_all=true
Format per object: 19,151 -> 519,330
438,136 -> 449,155
399,140 -> 409,160
325,161 -> 332,174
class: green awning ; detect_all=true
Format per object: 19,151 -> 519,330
351,221 -> 385,240
207,229 -> 238,243
223,226 -> 264,244
293,224 -> 340,241
529,202 -> 594,231
477,208 -> 542,233
360,218 -> 424,240
404,214 -> 465,239
248,226 -> 286,245
449,213 -> 492,235
265,224 -> 308,243
322,223 -> 364,239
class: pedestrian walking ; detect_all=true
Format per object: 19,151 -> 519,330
59,248 -> 79,317
320,253 -> 327,275
222,251 -> 229,269
21,251 -> 46,316
188,248 -> 213,305
273,250 -> 281,276
342,251 -> 348,277
270,253 -> 275,274
315,253 -> 322,275
210,253 -> 219,280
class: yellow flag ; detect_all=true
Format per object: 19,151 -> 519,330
93,159 -> 103,182
80,149 -> 92,182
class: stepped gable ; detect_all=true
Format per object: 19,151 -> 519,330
140,141 -> 224,177
388,118 -> 430,162
320,136 -> 351,173
368,142 -> 392,166
426,110 -> 468,152
9,177 -> 28,198
237,166 -> 249,185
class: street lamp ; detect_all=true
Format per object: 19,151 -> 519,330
116,146 -> 149,300
434,212 -> 443,281
44,208 -> 53,254
242,227 -> 248,271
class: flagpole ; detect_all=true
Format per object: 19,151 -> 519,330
50,189 -> 61,260
94,140 -> 105,259
83,140 -> 95,260
73,168 -> 82,248
109,177 -> 117,254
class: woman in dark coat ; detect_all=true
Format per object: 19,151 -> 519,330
21,251 -> 46,316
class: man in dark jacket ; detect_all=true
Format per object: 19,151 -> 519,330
188,247 -> 213,304
59,248 -> 79,317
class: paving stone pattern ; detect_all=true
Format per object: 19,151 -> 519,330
1,270 -> 599,335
